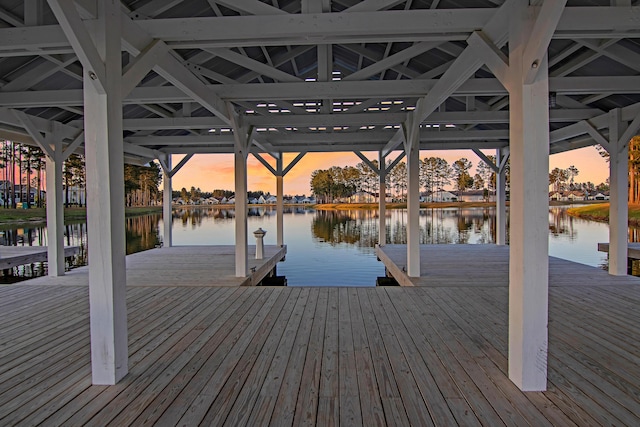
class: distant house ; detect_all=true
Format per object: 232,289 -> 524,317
428,190 -> 458,202
453,190 -> 494,202
594,192 -> 609,201
349,191 -> 374,203
566,190 -> 586,201
203,197 -> 219,205
249,197 -> 259,204
257,195 -> 266,204
549,191 -> 563,201
227,197 -> 235,204
266,195 -> 277,204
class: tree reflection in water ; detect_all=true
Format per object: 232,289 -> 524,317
311,207 -> 500,247
3,205 -> 639,283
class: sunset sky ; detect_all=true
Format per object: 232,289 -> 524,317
170,146 -> 610,196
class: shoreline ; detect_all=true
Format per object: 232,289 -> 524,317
0,200 -> 603,227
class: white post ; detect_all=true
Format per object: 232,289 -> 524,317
254,228 -> 266,259
609,109 -> 628,276
379,151 -> 387,246
405,118 -> 421,277
496,148 -> 507,245
45,134 -> 65,276
84,2 -> 128,384
232,116 -> 249,277
508,6 -> 549,391
162,154 -> 172,247
276,157 -> 284,247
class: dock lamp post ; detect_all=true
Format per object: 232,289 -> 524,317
254,228 -> 266,259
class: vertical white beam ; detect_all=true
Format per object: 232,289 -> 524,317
162,154 -> 172,247
404,118 -> 421,277
609,109 -> 628,275
496,148 -> 507,245
508,4 -> 549,392
84,1 -> 128,385
276,156 -> 284,247
231,109 -> 250,277
45,132 -> 64,276
378,151 -> 386,245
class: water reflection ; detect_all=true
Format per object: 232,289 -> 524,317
1,205 -> 634,284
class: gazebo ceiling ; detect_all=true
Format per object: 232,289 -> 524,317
0,0 -> 638,162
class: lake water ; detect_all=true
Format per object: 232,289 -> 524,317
0,205 -> 615,285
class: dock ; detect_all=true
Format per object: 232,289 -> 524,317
377,244 -> 640,287
0,246 -> 80,270
1,244 -> 639,425
25,245 -> 287,287
598,242 -> 640,259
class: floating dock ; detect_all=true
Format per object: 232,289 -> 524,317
25,245 -> 287,287
377,244 -> 640,287
0,246 -> 80,270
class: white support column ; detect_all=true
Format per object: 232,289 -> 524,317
231,107 -> 250,277
162,154 -> 172,247
507,4 -> 550,392
45,134 -> 65,276
276,157 -> 284,247
378,151 -> 387,246
82,3 -> 128,384
496,148 -> 507,245
608,109 -> 628,276
404,117 -> 421,277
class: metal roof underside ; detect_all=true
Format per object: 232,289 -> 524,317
0,0 -> 638,164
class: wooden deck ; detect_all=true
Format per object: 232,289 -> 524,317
377,244 -> 640,287
24,245 -> 287,287
1,246 -> 639,426
0,246 -> 80,270
598,242 -> 640,259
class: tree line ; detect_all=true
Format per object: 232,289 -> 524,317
0,140 -> 162,208
549,165 -> 609,194
310,156 -> 507,203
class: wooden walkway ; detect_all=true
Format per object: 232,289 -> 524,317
0,246 -> 80,270
1,263 -> 639,425
24,245 -> 287,287
598,242 -> 640,259
376,244 -> 640,287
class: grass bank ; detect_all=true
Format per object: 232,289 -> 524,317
0,206 -> 162,227
314,201 -> 497,210
567,203 -> 640,226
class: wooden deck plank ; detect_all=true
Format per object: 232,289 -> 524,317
201,287 -> 292,426
24,245 -> 287,288
123,288 -> 265,426
1,245 -> 640,427
367,289 -> 435,426
379,288 -> 467,426
269,288 -> 320,426
447,285 -> 637,426
445,286 -> 603,427
0,245 -> 79,270
336,287 -> 364,426
396,288 -> 507,425
387,289 -> 482,426
174,288 -> 283,426
219,289 -> 300,427
347,288 -> 386,427
291,288 -> 328,427
358,289 -> 412,426
58,288 -> 252,426
316,287 -> 340,426
245,288 -> 311,426
19,288 -> 218,427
